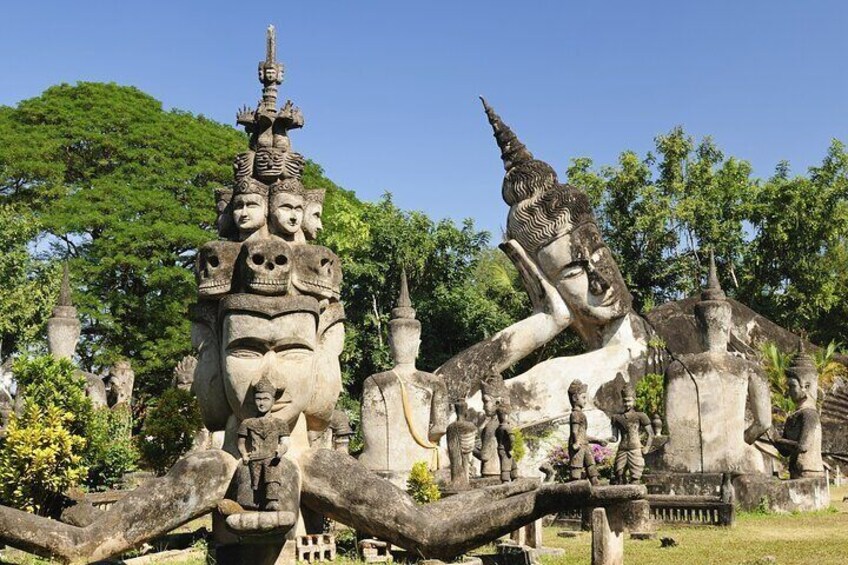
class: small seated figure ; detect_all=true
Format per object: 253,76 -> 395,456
772,344 -> 824,479
446,400 -> 478,489
495,405 -> 517,482
568,379 -> 607,485
610,385 -> 653,484
237,376 -> 292,511
232,184 -> 269,242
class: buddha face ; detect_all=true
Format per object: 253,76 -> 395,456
570,391 -> 587,410
623,395 -> 635,411
535,223 -> 631,327
233,194 -> 268,236
270,192 -> 305,237
221,309 -> 318,427
255,391 -> 274,415
787,376 -> 815,405
303,201 -> 324,240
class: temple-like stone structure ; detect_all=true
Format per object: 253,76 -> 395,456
359,270 -> 448,487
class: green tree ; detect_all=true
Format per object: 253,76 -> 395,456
137,388 -> 202,475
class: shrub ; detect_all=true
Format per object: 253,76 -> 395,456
635,372 -> 664,418
12,355 -> 93,435
546,442 -> 615,482
137,388 -> 202,475
0,401 -> 88,515
85,404 -> 138,490
512,428 -> 527,463
406,461 -> 441,503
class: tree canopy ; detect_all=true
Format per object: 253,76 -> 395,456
1,82 -> 847,401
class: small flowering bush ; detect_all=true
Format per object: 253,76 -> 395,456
546,442 -> 615,482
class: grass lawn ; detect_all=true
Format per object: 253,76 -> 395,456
541,485 -> 848,565
2,486 -> 846,564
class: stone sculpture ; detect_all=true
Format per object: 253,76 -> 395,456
359,270 -> 448,487
237,376 -> 295,510
773,343 -> 824,479
46,264 -> 108,408
446,400 -> 478,489
302,189 -> 325,241
495,405 -> 516,482
474,375 -> 507,478
106,360 -> 134,407
0,27 -> 648,565
662,252 -> 771,473
568,379 -> 608,485
610,384 -> 653,484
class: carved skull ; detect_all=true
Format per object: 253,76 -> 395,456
196,241 -> 241,298
239,236 -> 292,295
291,244 -> 342,301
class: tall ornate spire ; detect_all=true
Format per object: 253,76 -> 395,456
47,262 -> 80,360
701,249 -> 726,301
258,24 -> 284,112
58,263 -> 72,307
391,268 -> 416,320
479,97 -> 534,172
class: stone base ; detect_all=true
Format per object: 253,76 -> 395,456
643,472 -> 831,512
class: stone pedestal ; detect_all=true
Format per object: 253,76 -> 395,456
591,507 -> 623,565
212,511 -> 297,565
509,518 -> 542,548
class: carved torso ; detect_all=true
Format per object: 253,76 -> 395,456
612,410 -> 650,452
569,409 -> 588,455
783,407 -> 823,478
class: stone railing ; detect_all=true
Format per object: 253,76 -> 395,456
647,494 -> 735,526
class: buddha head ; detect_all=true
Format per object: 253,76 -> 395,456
270,180 -> 306,238
568,379 -> 588,410
786,342 -> 818,407
482,100 -> 632,342
232,181 -> 269,241
219,294 -> 321,428
303,189 -> 326,241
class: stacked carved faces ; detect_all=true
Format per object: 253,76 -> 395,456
191,40 -> 344,439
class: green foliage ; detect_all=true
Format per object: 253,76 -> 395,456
137,388 -> 202,475
84,405 -> 138,490
512,428 -> 527,463
12,355 -> 93,436
635,373 -> 665,417
760,342 -> 795,422
406,461 -> 441,504
0,205 -> 57,357
0,402 -> 87,515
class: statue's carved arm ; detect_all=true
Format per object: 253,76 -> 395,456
428,381 -> 449,442
436,239 -> 571,394
744,371 -> 772,444
300,448 -> 642,560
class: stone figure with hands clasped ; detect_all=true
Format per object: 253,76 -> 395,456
237,376 -> 292,511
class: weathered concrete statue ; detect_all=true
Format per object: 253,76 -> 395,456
662,252 -> 771,473
302,189 -> 325,241
446,400 -> 478,489
568,379 -> 607,485
238,376 -> 294,510
106,360 -> 134,408
611,384 -> 653,484
773,344 -> 824,479
0,28 -> 648,565
495,405 -> 516,482
47,264 -> 108,408
359,270 -> 448,486
474,376 -> 507,478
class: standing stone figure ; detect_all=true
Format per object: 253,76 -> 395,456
302,189 -> 325,241
358,270 -> 449,487
610,384 -> 653,484
446,400 -> 478,489
474,376 -> 507,478
237,376 -> 293,511
568,379 -> 607,485
773,344 -> 824,479
495,405 -> 517,482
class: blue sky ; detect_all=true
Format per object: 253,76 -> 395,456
1,1 -> 846,238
